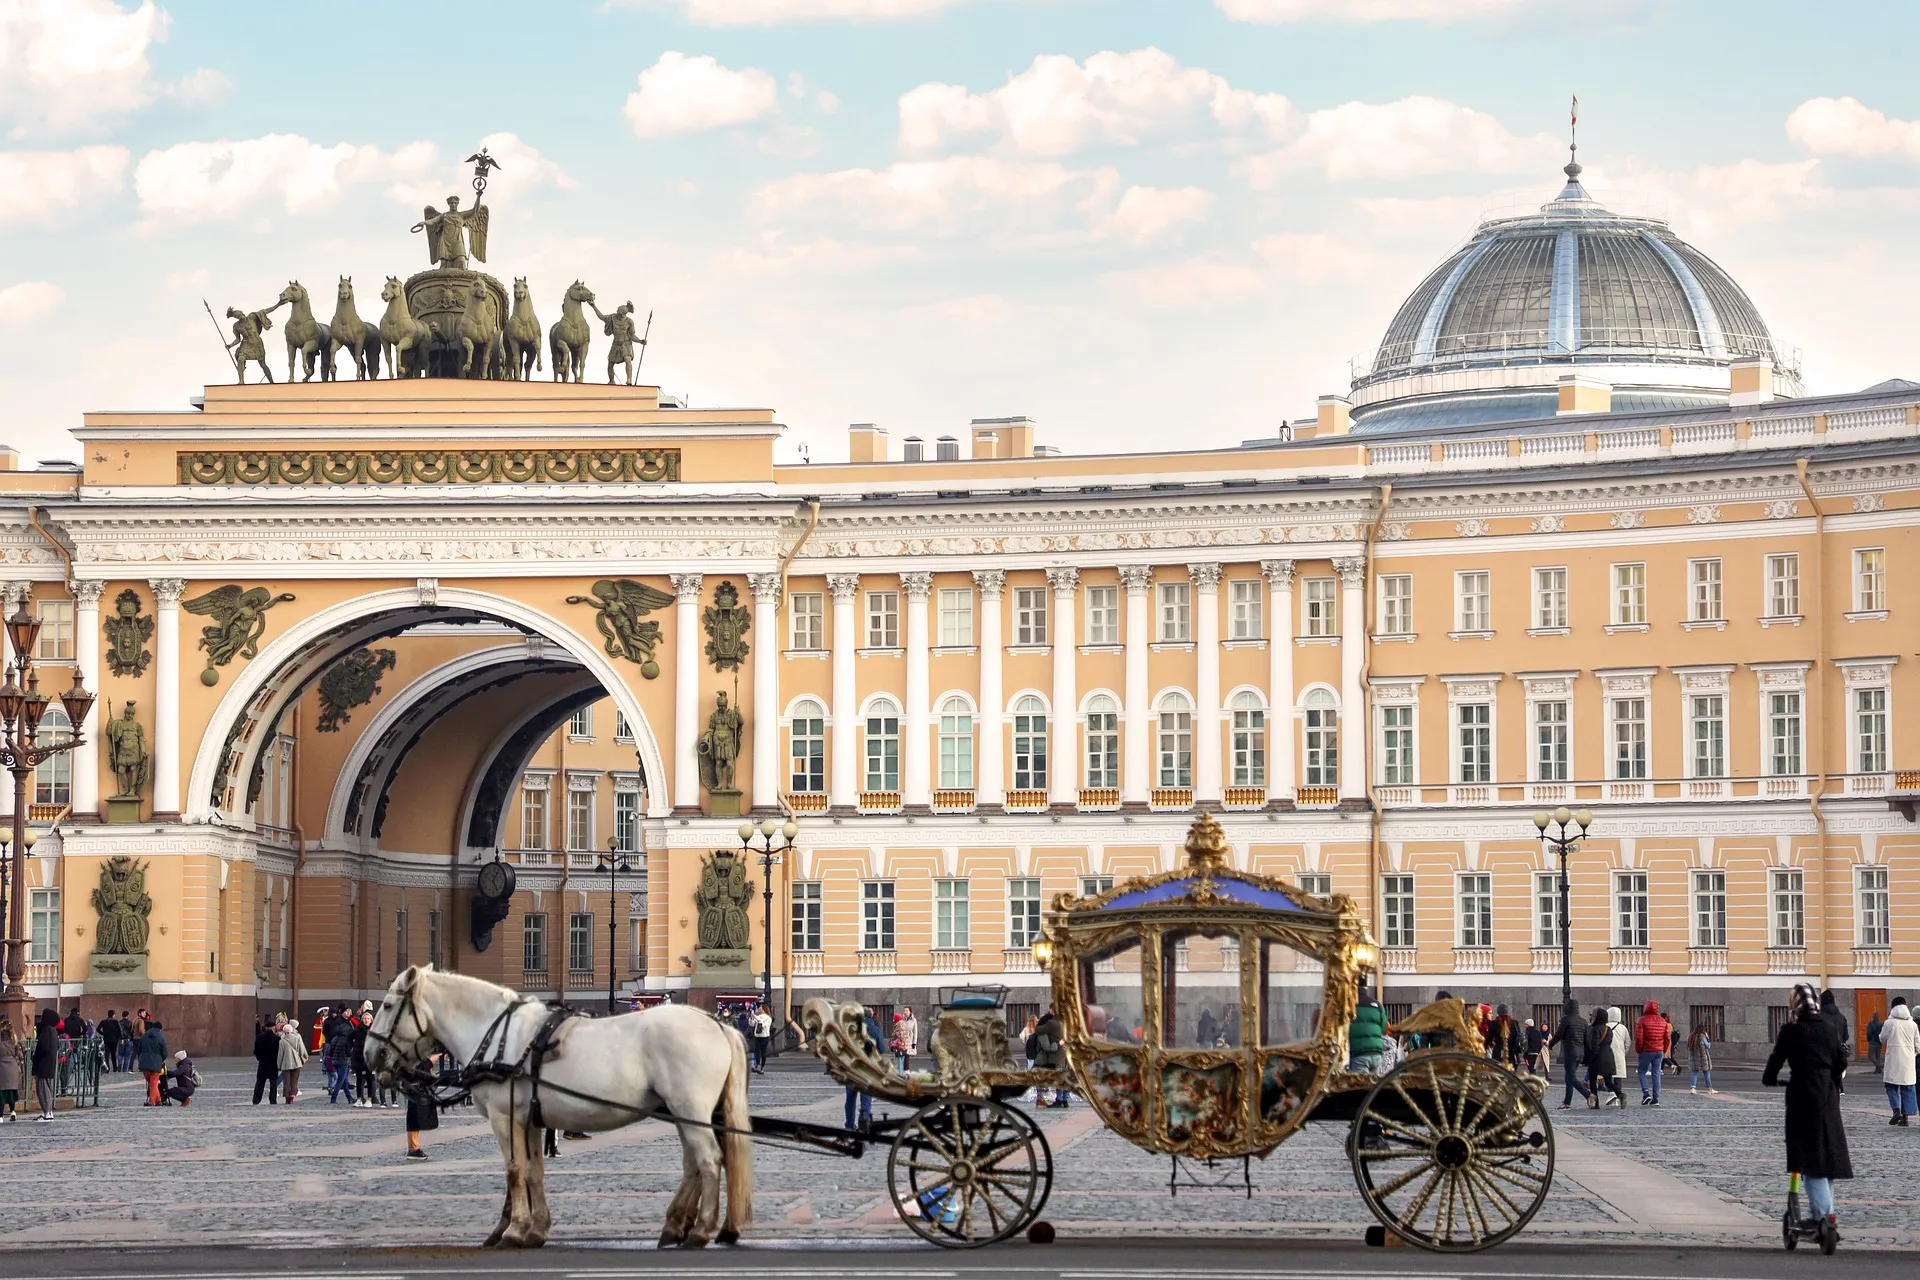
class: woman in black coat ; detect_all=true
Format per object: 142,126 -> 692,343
30,1008 -> 61,1121
251,1018 -> 281,1105
1763,982 -> 1853,1226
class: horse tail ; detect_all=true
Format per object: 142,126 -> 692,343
720,1023 -> 754,1235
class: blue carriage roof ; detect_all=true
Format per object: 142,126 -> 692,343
1093,872 -> 1308,913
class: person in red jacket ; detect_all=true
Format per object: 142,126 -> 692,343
1635,999 -> 1671,1105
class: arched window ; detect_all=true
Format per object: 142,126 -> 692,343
1230,691 -> 1266,788
788,699 -> 826,794
1084,694 -> 1119,788
1302,689 -> 1339,787
938,696 -> 974,789
1012,695 -> 1048,791
1157,692 -> 1193,788
864,698 -> 900,791
34,707 -> 71,806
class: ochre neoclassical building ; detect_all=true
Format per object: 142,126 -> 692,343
7,168 -> 1916,1057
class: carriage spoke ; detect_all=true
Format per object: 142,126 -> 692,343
1399,1163 -> 1445,1227
1478,1157 -> 1548,1196
1367,1156 -> 1437,1200
972,1182 -> 1007,1237
1357,1145 -> 1432,1160
912,1117 -> 959,1162
1385,1076 -> 1440,1138
1465,1163 -> 1524,1227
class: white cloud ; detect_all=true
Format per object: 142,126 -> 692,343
900,47 -> 1291,156
656,0 -> 968,25
623,52 -> 779,138
0,144 -> 128,222
387,131 -> 576,208
1105,185 -> 1212,245
0,280 -> 63,325
0,0 -> 225,136
132,134 -> 438,223
1786,96 -> 1920,160
1217,0 -> 1534,21
1237,95 -> 1557,184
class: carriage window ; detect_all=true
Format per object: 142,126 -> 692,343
1080,937 -> 1144,1046
1163,928 -> 1242,1050
1260,938 -> 1325,1048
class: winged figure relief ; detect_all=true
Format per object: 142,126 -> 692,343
183,584 -> 298,674
566,578 -> 675,677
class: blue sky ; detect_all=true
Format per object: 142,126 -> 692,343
6,0 -> 1920,464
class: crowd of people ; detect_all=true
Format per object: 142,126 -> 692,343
248,1003 -> 397,1108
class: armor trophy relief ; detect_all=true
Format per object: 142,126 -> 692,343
691,849 -> 753,988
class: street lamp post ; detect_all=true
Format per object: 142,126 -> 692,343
0,607 -> 95,1030
1532,806 -> 1592,1008
737,818 -> 799,1026
597,840 -> 635,1015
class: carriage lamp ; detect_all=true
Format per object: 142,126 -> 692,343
1030,937 -> 1054,970
1349,941 -> 1378,971
1532,808 -> 1593,1008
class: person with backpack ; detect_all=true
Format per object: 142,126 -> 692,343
1031,1007 -> 1068,1107
1635,999 -> 1671,1105
116,1012 -> 135,1072
160,1049 -> 200,1106
1349,986 -> 1389,1075
1764,982 -> 1853,1236
1548,999 -> 1590,1109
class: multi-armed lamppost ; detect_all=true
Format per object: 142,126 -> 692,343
0,606 -> 96,1027
1532,806 -> 1592,1008
598,839 -> 636,1015
737,817 -> 799,1022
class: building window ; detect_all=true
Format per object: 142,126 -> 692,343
1611,698 -> 1647,780
1156,582 -> 1190,642
1767,691 -> 1802,776
1853,686 -> 1888,773
790,592 -> 823,650
862,881 -> 895,951
1013,587 -> 1048,645
566,785 -> 594,851
613,789 -> 640,853
866,591 -> 899,647
1085,585 -> 1119,644
1457,872 -> 1492,948
1455,702 -> 1492,784
395,908 -> 409,971
1012,695 -> 1048,791
1007,878 -> 1042,948
791,881 -> 823,952
629,915 -> 646,974
1772,868 -> 1805,948
1614,871 -> 1649,948
27,889 -> 59,963
1455,570 -> 1490,632
522,912 -> 547,973
1230,692 -> 1266,787
937,588 -> 973,647
1084,694 -> 1119,788
1688,558 -> 1723,622
1854,547 -> 1885,611
1380,705 -> 1414,785
1297,872 -> 1331,897
1765,554 -> 1799,617
938,697 -> 974,789
1379,574 -> 1413,635
35,599 -> 74,661
1612,563 -> 1646,625
614,709 -> 633,742
1690,694 -> 1726,778
1302,689 -> 1339,786
1534,700 -> 1568,782
520,784 -> 548,850
1532,567 -> 1567,630
1856,865 -> 1891,948
1157,693 -> 1193,786
1229,580 -> 1263,639
1533,871 -> 1559,949
33,707 -> 70,805
568,912 -> 593,973
1381,873 -> 1415,948
935,879 -> 970,949
1302,578 -> 1336,637
569,706 -> 593,739
1693,869 -> 1727,948
864,699 -> 900,791
428,908 -> 443,968
1080,875 -> 1114,897
788,700 -> 826,793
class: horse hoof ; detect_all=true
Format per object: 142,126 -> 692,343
681,1235 -> 710,1250
716,1229 -> 740,1246
657,1231 -> 683,1249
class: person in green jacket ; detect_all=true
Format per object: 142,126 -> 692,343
1350,985 -> 1390,1074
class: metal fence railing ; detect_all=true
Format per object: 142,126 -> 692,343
20,1036 -> 103,1108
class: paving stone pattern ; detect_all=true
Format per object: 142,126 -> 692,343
3,1058 -> 1914,1249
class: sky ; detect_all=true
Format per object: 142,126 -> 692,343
6,0 -> 1920,465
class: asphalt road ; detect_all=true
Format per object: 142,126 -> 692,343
0,1239 -> 1909,1280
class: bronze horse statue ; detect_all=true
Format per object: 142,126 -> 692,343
379,277 -> 431,378
279,282 -> 332,382
549,280 -> 594,383
455,275 -> 506,379
506,277 -> 542,381
328,276 -> 381,380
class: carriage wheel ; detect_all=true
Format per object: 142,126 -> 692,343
886,1096 -> 1053,1248
1349,1051 -> 1554,1252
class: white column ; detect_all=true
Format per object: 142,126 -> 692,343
901,572 -> 932,806
1190,564 -> 1222,803
827,574 -> 860,808
150,578 -> 185,818
973,570 -> 1005,807
1334,556 -> 1368,802
1261,560 -> 1296,803
670,573 -> 703,810
71,580 -> 104,819
1119,565 -> 1153,804
748,573 -> 781,813
1046,567 -> 1079,806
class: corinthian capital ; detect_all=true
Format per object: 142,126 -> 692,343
70,579 -> 106,607
149,578 -> 187,606
747,572 -> 783,605
1045,566 -> 1080,595
972,569 -> 1006,599
1186,563 -> 1222,592
1332,557 -> 1368,587
899,571 -> 933,599
1117,564 -> 1155,594
826,573 -> 861,601
669,573 -> 704,602
1260,558 -> 1296,588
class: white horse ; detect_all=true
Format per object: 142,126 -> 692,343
365,966 -> 753,1249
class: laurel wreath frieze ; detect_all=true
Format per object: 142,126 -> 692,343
177,447 -> 681,486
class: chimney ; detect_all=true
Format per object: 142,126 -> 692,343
848,423 -> 887,463
972,429 -> 999,458
1556,374 -> 1613,416
935,435 -> 959,461
1315,395 -> 1351,437
969,416 -> 1037,458
1728,357 -> 1774,407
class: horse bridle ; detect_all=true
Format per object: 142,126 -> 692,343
364,972 -> 435,1084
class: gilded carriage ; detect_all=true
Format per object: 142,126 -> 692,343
801,814 -> 1554,1251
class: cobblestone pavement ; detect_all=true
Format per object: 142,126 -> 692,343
4,1057 -> 1914,1251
